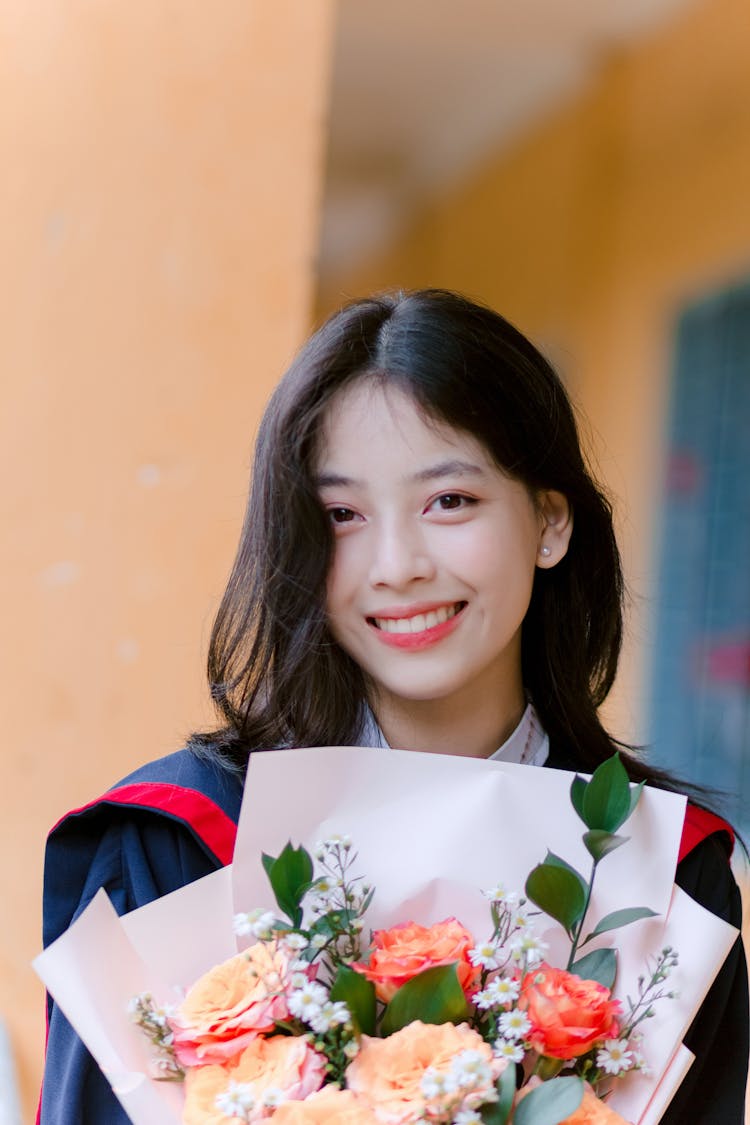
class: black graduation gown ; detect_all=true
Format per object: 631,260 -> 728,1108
39,747 -> 748,1124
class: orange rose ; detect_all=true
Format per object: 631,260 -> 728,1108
518,965 -> 620,1060
272,1087 -> 379,1124
183,1034 -> 325,1125
171,942 -> 293,1066
352,918 -> 478,1003
346,1020 -> 503,1124
515,1079 -> 632,1125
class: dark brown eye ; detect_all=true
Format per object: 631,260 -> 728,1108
329,507 -> 356,523
437,494 -> 464,509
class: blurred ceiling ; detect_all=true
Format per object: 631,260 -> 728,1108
319,0 -> 698,281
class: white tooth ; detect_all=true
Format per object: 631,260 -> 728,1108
424,611 -> 439,629
409,614 -> 427,633
394,618 -> 411,634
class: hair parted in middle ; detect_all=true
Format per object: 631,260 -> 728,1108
191,288 -> 640,780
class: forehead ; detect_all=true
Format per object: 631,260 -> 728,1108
316,380 -> 492,473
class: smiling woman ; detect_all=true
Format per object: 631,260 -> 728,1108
318,381 -> 572,757
40,289 -> 748,1123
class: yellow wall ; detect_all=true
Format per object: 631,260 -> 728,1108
0,2 -> 334,1115
319,0 -> 750,746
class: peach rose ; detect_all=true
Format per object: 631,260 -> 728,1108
346,1020 -> 503,1124
518,965 -> 620,1060
171,942 -> 293,1066
271,1087 -> 379,1124
352,918 -> 478,1003
183,1034 -> 325,1125
515,1079 -> 632,1125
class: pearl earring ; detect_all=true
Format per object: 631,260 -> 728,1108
540,545 -> 551,557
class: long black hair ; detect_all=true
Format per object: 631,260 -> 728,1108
189,290 -> 688,791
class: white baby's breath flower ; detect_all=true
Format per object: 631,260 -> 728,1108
282,933 -> 309,952
497,1008 -> 531,1040
597,1039 -> 635,1076
262,1086 -> 287,1109
215,1080 -> 256,1120
450,1050 -> 493,1089
509,932 -> 547,966
343,1038 -> 360,1060
307,1000 -> 351,1034
287,981 -> 329,1021
289,970 -> 310,990
310,933 -> 328,951
483,883 -> 518,906
454,1111 -> 484,1125
420,1066 -> 456,1099
232,908 -> 276,940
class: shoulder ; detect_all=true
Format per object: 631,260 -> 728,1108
675,804 -> 741,924
43,748 -> 244,947
50,747 -> 243,859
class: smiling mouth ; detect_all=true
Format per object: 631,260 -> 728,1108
368,602 -> 467,635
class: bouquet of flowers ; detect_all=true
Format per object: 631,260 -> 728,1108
36,746 -> 738,1125
129,756 -> 679,1125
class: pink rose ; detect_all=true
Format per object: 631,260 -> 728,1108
171,942 -> 292,1066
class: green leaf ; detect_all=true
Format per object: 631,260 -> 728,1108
582,830 -> 629,862
380,964 -> 469,1036
264,842 -> 314,928
543,851 -> 587,882
570,948 -> 617,989
261,852 -> 275,878
329,965 -> 376,1036
582,906 -> 659,945
525,860 -> 587,937
513,1076 -> 584,1125
481,1063 -> 517,1124
570,775 -> 587,823
581,753 -> 632,833
628,779 -> 646,818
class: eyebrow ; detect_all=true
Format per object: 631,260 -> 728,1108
315,459 -> 487,490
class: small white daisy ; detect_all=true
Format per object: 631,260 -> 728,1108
469,942 -> 503,971
494,1038 -> 525,1063
596,1038 -> 635,1075
497,1008 -> 531,1040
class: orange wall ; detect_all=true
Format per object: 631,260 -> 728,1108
0,2 -> 334,1115
318,0 -> 750,746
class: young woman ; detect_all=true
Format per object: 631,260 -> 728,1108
41,290 -> 748,1123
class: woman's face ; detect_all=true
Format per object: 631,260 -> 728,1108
316,381 -> 570,725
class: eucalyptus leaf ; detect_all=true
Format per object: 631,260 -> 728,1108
265,842 -> 314,928
525,862 -> 587,937
582,830 -> 629,863
581,753 -> 632,833
582,906 -> 659,945
380,964 -> 469,1036
513,1076 -> 584,1125
570,947 -> 617,989
481,1063 -> 517,1124
329,965 -> 376,1036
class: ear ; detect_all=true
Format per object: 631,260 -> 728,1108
535,490 -> 573,569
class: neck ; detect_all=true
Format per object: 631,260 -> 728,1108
371,678 -> 527,760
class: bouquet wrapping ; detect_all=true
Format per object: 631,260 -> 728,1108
35,747 -> 738,1124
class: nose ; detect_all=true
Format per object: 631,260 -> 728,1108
367,519 -> 437,589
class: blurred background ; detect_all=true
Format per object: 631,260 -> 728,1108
1,0 -> 748,1117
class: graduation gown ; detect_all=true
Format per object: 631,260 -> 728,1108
39,747 -> 748,1124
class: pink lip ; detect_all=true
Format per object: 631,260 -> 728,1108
366,601 -> 466,650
